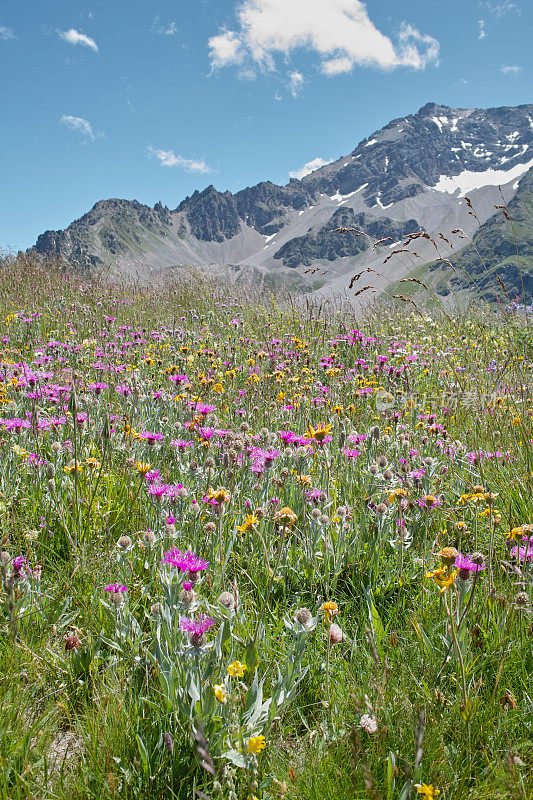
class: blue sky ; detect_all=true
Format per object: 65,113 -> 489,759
0,0 -> 531,251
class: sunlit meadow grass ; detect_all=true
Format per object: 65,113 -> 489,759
0,253 -> 531,800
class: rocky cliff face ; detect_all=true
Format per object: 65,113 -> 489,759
273,208 -> 419,267
29,101 -> 533,301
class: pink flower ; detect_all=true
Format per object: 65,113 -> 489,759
105,583 -> 127,593
329,623 -> 343,643
162,549 -> 209,574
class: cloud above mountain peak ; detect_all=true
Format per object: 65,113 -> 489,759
208,0 -> 439,78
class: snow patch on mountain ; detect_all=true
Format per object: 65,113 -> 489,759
432,156 -> 533,196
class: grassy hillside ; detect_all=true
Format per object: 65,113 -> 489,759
0,253 -> 531,800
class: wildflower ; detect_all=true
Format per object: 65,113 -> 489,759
414,784 -> 440,799
320,601 -> 339,623
514,591 -> 529,607
180,615 -> 214,647
227,661 -> 246,678
136,461 -> 152,476
506,523 -> 533,541
105,582 -> 127,594
359,714 -> 378,734
459,488 -> 487,504
162,549 -> 209,575
304,422 -> 333,443
204,486 -> 231,506
419,495 -> 442,509
389,487 -> 408,503
455,552 -> 486,578
63,463 -> 82,475
274,507 -> 297,527
294,607 -> 313,629
117,535 -> 133,550
104,583 -> 127,605
236,514 -> 259,534
213,684 -> 228,703
426,568 -> 457,593
218,591 -> 236,610
247,735 -> 266,755
64,632 -> 82,651
437,546 -> 459,566
329,623 -> 343,643
510,541 -> 533,562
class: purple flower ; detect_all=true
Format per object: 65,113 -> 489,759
455,553 -> 486,574
12,555 -> 26,577
180,615 -> 214,637
105,583 -> 127,593
138,431 -> 164,445
510,543 -> 533,562
162,549 -> 209,574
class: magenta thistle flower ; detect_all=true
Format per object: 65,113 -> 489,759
180,614 -> 214,647
162,549 -> 209,574
455,553 -> 486,573
510,542 -> 533,562
105,583 -> 127,593
180,615 -> 214,636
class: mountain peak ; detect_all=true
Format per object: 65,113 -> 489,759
416,101 -> 454,116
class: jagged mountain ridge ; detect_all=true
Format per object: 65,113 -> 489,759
30,101 -> 533,299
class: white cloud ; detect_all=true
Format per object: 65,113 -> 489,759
149,147 -> 211,173
208,0 -> 439,76
209,30 -> 244,68
500,64 -> 522,75
289,156 -> 333,179
287,70 -> 304,97
0,24 -> 14,41
478,20 -> 486,39
486,1 -> 520,17
60,114 -> 97,141
152,17 -> 177,36
59,28 -> 98,52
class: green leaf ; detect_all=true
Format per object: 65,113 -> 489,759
386,751 -> 396,800
244,638 -> 259,671
136,735 -> 149,776
221,749 -> 247,769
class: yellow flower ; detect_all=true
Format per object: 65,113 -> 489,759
295,474 -> 312,485
388,487 -> 408,503
506,522 -> 533,541
320,601 -> 339,624
213,684 -> 227,704
304,423 -> 333,442
85,457 -> 101,470
227,661 -> 246,678
212,383 -> 224,393
63,463 -> 82,475
426,568 -> 457,593
415,784 -> 440,799
274,507 -> 297,527
236,515 -> 259,534
437,547 -> 459,566
136,462 -> 152,476
207,486 -> 231,504
247,735 -> 266,755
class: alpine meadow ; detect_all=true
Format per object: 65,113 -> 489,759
1,1 -> 532,799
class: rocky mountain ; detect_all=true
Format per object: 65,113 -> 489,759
30,101 -> 533,302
